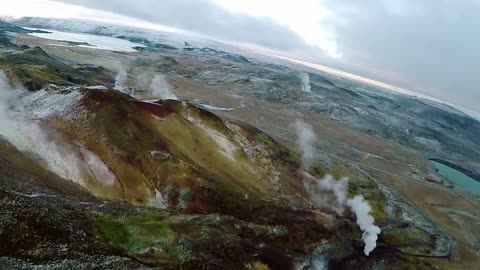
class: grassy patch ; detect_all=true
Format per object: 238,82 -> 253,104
95,212 -> 173,254
256,133 -> 301,167
347,180 -> 387,222
104,115 -> 135,153
382,227 -> 434,254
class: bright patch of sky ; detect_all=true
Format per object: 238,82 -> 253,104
212,0 -> 342,58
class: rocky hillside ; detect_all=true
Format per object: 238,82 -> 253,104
0,82 -> 452,269
0,22 -> 462,269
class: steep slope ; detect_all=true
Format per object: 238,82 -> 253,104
0,20 -> 468,268
0,80 -> 454,269
28,87 -> 304,208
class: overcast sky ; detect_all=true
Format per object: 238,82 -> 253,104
3,0 -> 480,117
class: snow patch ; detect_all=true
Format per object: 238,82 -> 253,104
199,104 -> 234,112
85,85 -> 108,90
12,88 -> 83,119
186,113 -> 238,160
204,127 -> 237,160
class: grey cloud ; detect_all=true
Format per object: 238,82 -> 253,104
56,0 -> 309,52
320,0 -> 480,113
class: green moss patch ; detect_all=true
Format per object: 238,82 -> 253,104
382,227 -> 435,254
95,212 -> 174,255
256,133 -> 301,167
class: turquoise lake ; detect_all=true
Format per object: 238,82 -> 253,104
430,160 -> 480,196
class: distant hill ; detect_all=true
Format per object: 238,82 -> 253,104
0,19 -> 49,34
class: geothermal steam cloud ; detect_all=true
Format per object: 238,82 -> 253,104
294,119 -> 381,256
114,64 -> 127,93
293,119 -> 317,170
346,195 -> 382,256
150,74 -> 178,100
0,71 -> 83,181
301,72 -> 312,93
305,174 -> 349,208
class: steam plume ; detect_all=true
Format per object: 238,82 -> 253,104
0,72 -> 15,127
293,119 -> 381,256
293,119 -> 317,169
0,72 -> 78,180
346,195 -> 381,256
0,71 -> 115,188
301,72 -> 312,93
150,74 -> 178,100
304,174 -> 349,208
113,64 -> 127,93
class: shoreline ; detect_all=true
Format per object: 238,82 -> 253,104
429,158 -> 480,183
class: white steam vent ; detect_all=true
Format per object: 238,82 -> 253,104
113,62 -> 128,93
346,195 -> 382,256
294,119 -> 381,256
301,72 -> 312,93
150,74 -> 178,100
293,119 -> 317,170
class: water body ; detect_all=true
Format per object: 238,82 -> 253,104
26,28 -> 144,52
430,160 -> 480,196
